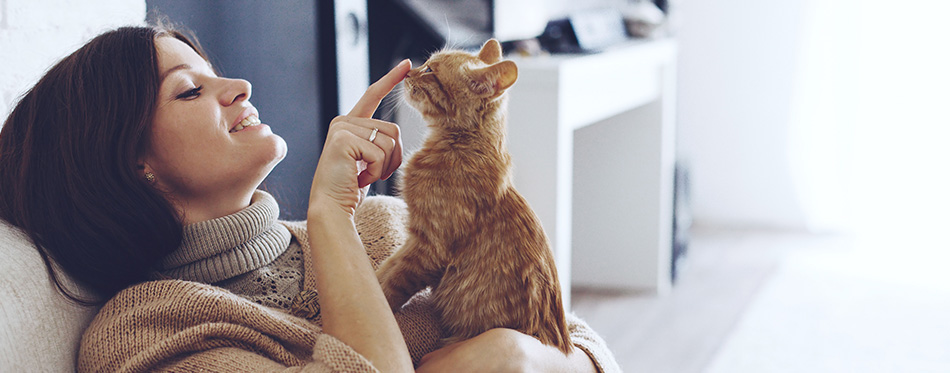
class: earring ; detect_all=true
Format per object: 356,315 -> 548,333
145,172 -> 156,183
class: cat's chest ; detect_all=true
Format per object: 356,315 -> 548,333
407,149 -> 488,175
403,153 -> 472,189
402,150 -> 503,200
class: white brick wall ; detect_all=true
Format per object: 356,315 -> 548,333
0,0 -> 145,122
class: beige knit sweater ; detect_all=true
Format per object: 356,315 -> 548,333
77,195 -> 620,372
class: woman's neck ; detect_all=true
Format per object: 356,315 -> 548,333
178,189 -> 256,225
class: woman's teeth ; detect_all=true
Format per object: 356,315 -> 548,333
230,115 -> 261,133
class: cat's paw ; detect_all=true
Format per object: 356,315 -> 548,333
385,290 -> 409,312
438,334 -> 468,348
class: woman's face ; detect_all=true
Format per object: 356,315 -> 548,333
144,36 -> 287,223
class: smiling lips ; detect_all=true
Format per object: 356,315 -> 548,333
230,115 -> 262,133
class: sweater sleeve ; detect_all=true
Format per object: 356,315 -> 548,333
77,280 -> 381,373
568,313 -> 623,373
152,337 -> 378,373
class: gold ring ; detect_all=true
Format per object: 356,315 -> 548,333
368,128 -> 379,142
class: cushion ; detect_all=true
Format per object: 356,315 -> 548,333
0,219 -> 98,371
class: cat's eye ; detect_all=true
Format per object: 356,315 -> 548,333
423,66 -> 433,73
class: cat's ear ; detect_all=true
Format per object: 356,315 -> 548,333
470,60 -> 518,97
478,39 -> 502,64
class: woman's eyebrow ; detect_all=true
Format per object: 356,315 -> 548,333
160,63 -> 191,82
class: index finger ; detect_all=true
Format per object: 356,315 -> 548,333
348,59 -> 412,118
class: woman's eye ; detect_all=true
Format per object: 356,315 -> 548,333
176,86 -> 203,100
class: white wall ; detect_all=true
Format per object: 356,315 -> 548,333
677,0 -> 811,229
677,1 -> 950,232
0,0 -> 146,121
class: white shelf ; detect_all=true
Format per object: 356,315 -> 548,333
507,39 -> 678,299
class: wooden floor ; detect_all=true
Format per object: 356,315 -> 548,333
571,227 -> 809,372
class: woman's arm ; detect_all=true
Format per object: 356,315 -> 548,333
415,313 -> 621,372
415,328 -> 597,373
307,60 -> 413,372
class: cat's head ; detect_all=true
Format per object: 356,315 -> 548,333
404,39 -> 518,120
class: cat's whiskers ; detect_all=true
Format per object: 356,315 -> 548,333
381,82 -> 427,155
443,14 -> 453,48
380,84 -> 405,120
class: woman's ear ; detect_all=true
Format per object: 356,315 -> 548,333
470,60 -> 518,97
138,163 -> 156,183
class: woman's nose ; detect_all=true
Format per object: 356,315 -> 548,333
221,78 -> 252,106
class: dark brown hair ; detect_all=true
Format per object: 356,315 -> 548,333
0,25 -> 206,304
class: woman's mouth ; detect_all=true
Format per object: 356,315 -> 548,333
230,115 -> 262,133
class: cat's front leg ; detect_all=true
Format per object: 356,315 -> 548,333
376,250 -> 415,311
376,234 -> 443,311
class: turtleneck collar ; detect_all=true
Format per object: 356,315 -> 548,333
157,190 -> 292,284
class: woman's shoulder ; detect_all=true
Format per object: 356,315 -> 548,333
278,195 -> 407,228
355,195 -> 409,266
355,195 -> 408,223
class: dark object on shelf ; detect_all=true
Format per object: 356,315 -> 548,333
671,160 -> 692,282
622,1 -> 667,38
538,9 -> 629,54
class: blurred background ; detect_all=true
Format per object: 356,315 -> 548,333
3,0 -> 949,371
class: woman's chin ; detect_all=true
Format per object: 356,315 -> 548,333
239,135 -> 288,190
269,134 -> 289,163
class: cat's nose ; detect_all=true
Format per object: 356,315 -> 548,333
407,66 -> 426,78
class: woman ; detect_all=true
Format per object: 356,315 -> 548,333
0,24 -> 618,371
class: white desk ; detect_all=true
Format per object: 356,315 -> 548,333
508,39 -> 678,302
397,39 -> 678,306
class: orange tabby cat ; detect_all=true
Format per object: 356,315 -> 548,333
376,39 -> 570,353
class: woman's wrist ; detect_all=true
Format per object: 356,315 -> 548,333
307,193 -> 356,223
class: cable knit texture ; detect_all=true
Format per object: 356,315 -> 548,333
157,190 -> 292,284
77,193 -> 620,372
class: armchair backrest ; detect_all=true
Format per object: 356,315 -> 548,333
0,220 -> 98,372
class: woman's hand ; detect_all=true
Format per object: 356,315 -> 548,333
416,328 -> 598,373
308,59 -> 410,220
